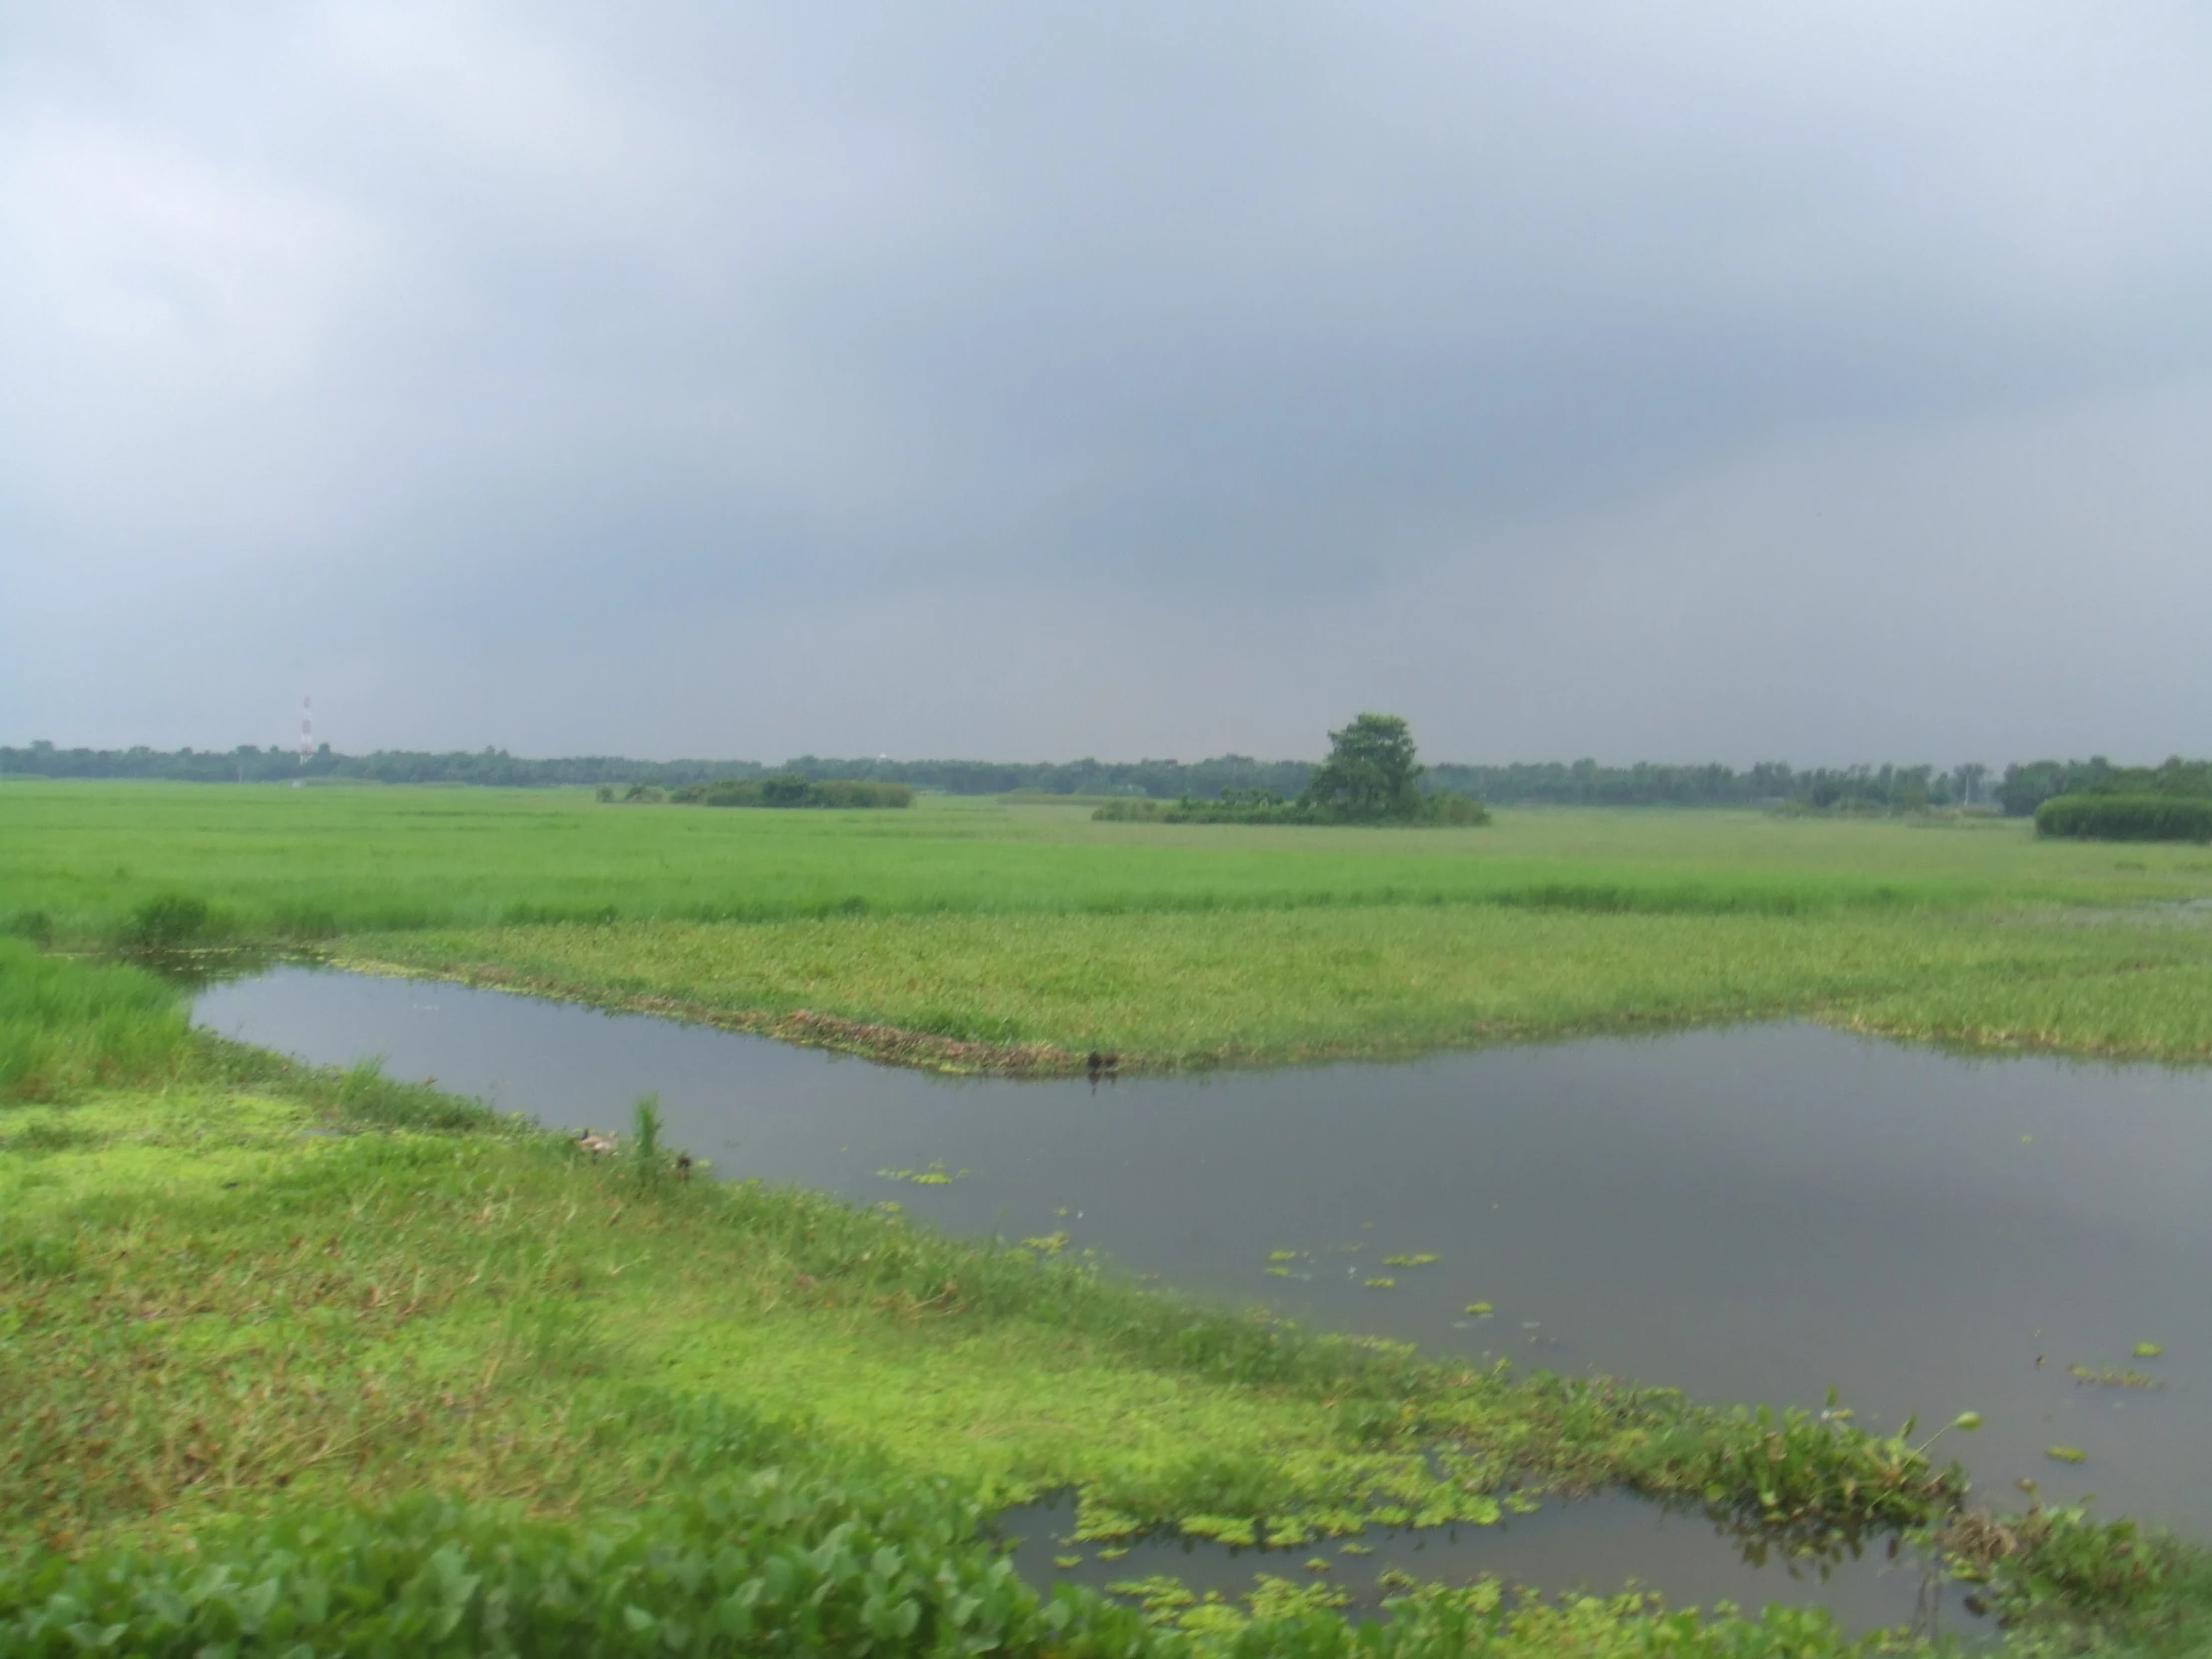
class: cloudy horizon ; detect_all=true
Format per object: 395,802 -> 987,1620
6,3 -> 2210,768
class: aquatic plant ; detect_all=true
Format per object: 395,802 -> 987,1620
877,1161 -> 966,1185
2070,1365 -> 2162,1389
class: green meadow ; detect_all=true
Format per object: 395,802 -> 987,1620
6,780 -> 2212,1067
7,781 -> 2212,1652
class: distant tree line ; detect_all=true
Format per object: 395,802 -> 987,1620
0,741 -> 772,790
8,738 -> 2205,818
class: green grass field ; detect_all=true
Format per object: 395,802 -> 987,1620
7,782 -> 2212,941
8,786 -> 2212,1651
6,780 -> 2210,1068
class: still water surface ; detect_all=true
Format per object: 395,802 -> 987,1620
195,966 -> 2212,1625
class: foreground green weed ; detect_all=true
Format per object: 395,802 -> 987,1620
5,948 -> 2212,1654
2,1080 -> 2202,1657
0,1075 -> 1955,1658
0,939 -> 190,1100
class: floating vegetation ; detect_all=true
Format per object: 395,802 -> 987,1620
1303,1556 -> 1332,1573
1106,1576 -> 1194,1621
2047,1446 -> 2089,1464
1362,1277 -> 1397,1290
1053,1553 -> 1083,1569
1248,1576 -> 1352,1619
1338,1540 -> 1374,1556
876,1160 -> 968,1185
2133,1342 -> 2165,1359
1095,1545 -> 1128,1561
1267,1250 -> 1303,1263
1020,1231 -> 1072,1256
1180,1515 -> 1259,1548
1463,1301 -> 1494,1317
2069,1365 -> 2163,1389
1381,1253 -> 1439,1268
1264,1266 -> 1293,1279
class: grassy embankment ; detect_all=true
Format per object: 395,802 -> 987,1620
12,939 -> 2148,1656
6,781 -> 2212,1069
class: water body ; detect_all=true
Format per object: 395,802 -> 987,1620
195,966 -> 2212,1625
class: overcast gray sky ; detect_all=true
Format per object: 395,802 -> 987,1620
5,2 -> 2209,765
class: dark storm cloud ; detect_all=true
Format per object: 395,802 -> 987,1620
4,2 -> 2210,761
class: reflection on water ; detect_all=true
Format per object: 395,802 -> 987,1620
194,965 -> 2212,1617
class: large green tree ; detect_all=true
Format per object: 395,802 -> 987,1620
1301,713 -> 1425,821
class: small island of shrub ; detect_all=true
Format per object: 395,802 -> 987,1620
2035,794 -> 2212,842
666,776 -> 913,810
1093,715 -> 1489,827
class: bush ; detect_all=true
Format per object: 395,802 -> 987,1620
1091,799 -> 1167,823
672,778 -> 913,810
120,893 -> 217,949
1417,794 -> 1490,827
2034,795 -> 2212,842
1095,792 -> 1488,829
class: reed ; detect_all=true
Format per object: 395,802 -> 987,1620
0,939 -> 189,1101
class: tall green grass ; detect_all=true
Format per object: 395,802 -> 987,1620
357,904 -> 2212,1068
0,939 -> 188,1101
4,782 -> 2209,950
